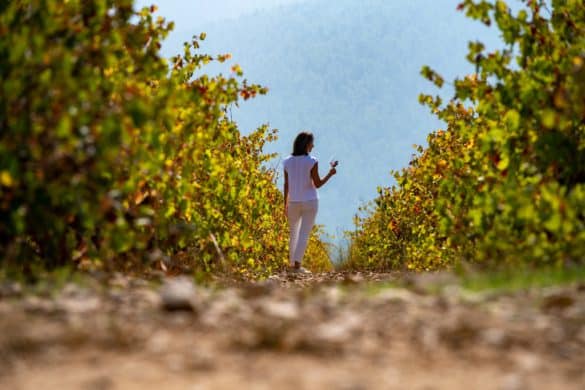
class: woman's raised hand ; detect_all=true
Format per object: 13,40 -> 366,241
329,160 -> 338,176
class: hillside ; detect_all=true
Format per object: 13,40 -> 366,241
161,0 -> 502,237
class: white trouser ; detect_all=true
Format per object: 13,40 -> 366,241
287,199 -> 318,265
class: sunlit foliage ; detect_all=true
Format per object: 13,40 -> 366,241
0,0 -> 330,276
347,0 -> 585,270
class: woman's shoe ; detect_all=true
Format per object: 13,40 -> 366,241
293,266 -> 312,274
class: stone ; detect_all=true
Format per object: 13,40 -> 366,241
500,373 -> 525,390
160,277 -> 197,312
57,295 -> 101,314
261,299 -> 300,321
310,312 -> 361,350
513,351 -> 541,373
343,273 -> 364,284
374,288 -> 415,304
0,281 -> 22,298
541,292 -> 575,312
481,328 -> 507,348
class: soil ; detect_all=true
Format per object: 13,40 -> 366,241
0,271 -> 583,390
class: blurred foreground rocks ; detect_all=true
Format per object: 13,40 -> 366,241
0,271 -> 583,389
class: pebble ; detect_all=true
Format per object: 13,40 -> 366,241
260,299 -> 300,321
160,277 -> 197,312
374,288 -> 415,304
420,326 -> 440,350
541,292 -> 575,312
23,296 -> 59,314
0,281 -> 23,298
147,330 -> 172,353
481,328 -> 507,348
500,373 -> 525,390
512,351 -> 541,373
57,295 -> 101,314
311,312 -> 361,348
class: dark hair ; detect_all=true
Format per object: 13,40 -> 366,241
292,132 -> 314,156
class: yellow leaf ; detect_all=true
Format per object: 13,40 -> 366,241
0,171 -> 13,187
496,155 -> 509,171
541,109 -> 556,129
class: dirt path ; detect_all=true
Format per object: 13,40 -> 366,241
1,271 -> 584,389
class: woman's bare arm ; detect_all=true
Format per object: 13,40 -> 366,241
311,162 -> 336,189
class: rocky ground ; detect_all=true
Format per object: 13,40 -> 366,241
0,271 -> 584,390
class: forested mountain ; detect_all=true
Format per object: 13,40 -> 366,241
161,0 -> 502,237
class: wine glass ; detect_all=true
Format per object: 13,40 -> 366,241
329,155 -> 339,168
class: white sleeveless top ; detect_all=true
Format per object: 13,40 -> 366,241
283,155 -> 319,202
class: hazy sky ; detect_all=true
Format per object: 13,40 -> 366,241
135,0 -> 523,42
135,0 -> 309,26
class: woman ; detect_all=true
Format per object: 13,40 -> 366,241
283,132 -> 337,273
